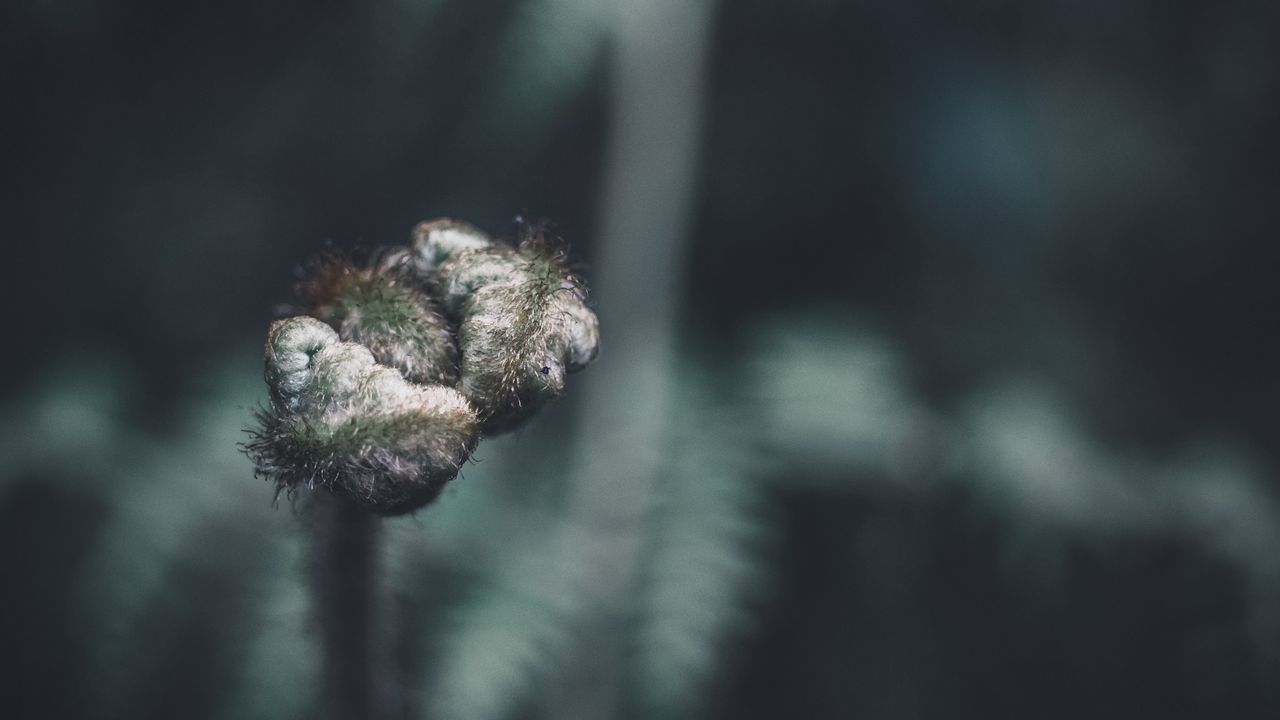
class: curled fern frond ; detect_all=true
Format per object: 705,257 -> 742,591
248,317 -> 479,515
245,217 -> 599,510
419,222 -> 600,434
305,257 -> 459,387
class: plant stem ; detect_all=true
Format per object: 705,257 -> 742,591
312,494 -> 383,720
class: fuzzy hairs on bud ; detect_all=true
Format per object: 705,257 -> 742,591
246,217 -> 599,512
303,258 -> 458,387
421,223 -> 600,435
249,316 -> 479,515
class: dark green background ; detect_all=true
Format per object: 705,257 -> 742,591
3,1 -> 1279,718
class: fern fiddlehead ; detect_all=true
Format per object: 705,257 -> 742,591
247,218 -> 598,515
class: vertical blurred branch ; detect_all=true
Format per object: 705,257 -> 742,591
551,0 -> 716,717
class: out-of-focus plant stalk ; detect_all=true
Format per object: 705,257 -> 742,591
549,0 -> 715,717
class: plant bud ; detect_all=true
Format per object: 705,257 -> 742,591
421,224 -> 600,434
304,259 -> 458,386
265,313 -> 341,411
411,218 -> 495,272
249,316 -> 479,515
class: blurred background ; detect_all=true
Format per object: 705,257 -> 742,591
3,0 -> 1280,718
